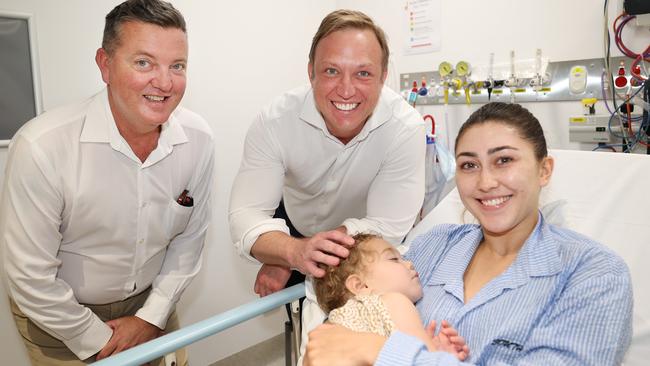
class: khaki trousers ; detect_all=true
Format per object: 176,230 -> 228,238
10,290 -> 187,366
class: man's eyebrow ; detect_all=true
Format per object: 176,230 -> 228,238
134,51 -> 156,59
133,51 -> 187,63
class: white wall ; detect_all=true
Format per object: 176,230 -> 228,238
0,1 -> 334,365
338,0 -> 650,152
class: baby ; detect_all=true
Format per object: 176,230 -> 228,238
313,233 -> 469,360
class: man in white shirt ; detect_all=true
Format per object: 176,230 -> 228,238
0,1 -> 213,365
228,9 -> 425,358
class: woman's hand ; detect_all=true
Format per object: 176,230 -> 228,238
304,323 -> 386,366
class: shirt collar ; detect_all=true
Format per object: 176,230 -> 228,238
79,88 -> 188,164
144,111 -> 188,166
427,212 -> 562,290
298,85 -> 393,145
79,89 -> 113,144
426,225 -> 481,299
518,213 -> 563,277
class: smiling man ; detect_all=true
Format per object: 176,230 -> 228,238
0,1 -> 213,365
228,9 -> 425,360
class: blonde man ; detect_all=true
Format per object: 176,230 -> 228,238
229,9 -> 426,361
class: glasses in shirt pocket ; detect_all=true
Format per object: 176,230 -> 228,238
164,198 -> 194,239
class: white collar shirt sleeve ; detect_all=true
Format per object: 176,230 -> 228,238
1,89 -> 214,359
229,85 -> 425,261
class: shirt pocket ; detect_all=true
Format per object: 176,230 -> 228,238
164,199 -> 193,240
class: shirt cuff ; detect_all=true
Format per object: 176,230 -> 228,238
342,218 -> 406,245
375,331 -> 454,366
341,218 -> 366,236
63,315 -> 113,361
237,219 -> 291,263
135,290 -> 174,330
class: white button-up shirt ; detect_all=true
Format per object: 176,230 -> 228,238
229,85 -> 425,261
1,89 -> 214,359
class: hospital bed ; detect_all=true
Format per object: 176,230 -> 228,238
405,149 -> 650,365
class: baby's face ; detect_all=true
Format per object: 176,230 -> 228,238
361,238 -> 423,303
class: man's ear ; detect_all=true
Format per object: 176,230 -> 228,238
380,69 -> 388,84
344,274 -> 367,295
96,48 -> 111,84
307,63 -> 314,81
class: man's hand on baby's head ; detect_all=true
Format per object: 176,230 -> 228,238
290,230 -> 355,278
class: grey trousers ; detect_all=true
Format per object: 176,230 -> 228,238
10,289 -> 187,366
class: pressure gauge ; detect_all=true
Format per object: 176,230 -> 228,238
438,62 -> 453,78
456,61 -> 471,77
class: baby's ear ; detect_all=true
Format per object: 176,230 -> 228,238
345,274 -> 368,295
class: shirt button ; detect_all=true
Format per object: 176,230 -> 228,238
138,239 -> 144,244
141,202 -> 147,208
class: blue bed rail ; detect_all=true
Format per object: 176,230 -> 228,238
92,283 -> 306,366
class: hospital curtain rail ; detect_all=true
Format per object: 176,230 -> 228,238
91,283 -> 306,366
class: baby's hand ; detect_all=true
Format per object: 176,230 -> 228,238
426,320 -> 470,361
